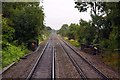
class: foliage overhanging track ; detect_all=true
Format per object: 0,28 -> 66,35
60,37 -> 109,80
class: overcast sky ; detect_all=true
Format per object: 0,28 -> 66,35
41,0 -> 92,30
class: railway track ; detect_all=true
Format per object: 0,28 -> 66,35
57,38 -> 87,79
54,35 -> 80,78
60,42 -> 87,79
58,36 -> 109,79
26,38 -> 55,80
3,34 -> 116,79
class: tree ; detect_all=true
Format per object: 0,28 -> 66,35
2,2 -> 45,45
75,1 -> 120,49
67,23 -> 79,40
75,2 -> 106,43
58,24 -> 69,37
104,2 -> 120,49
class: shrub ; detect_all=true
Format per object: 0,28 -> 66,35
2,43 -> 28,68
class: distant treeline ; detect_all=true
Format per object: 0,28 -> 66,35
58,2 -> 120,50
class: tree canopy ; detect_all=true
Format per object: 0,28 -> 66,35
2,2 -> 51,68
2,2 -> 45,45
58,2 -> 120,50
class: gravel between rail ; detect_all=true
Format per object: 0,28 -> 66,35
54,35 -> 80,78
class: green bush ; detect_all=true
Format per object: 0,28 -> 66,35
2,43 -> 28,68
100,39 -> 110,48
64,37 -> 80,47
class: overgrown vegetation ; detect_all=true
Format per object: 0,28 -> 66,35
1,2 -> 51,69
58,2 -> 120,71
2,43 -> 29,68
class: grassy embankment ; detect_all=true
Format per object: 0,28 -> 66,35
64,37 -> 120,73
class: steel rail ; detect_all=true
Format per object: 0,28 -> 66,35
58,39 -> 87,79
52,46 -> 55,80
2,41 -> 42,75
61,38 -> 109,80
2,44 -> 41,75
26,41 -> 49,80
1,62 -> 16,75
52,35 -> 55,80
